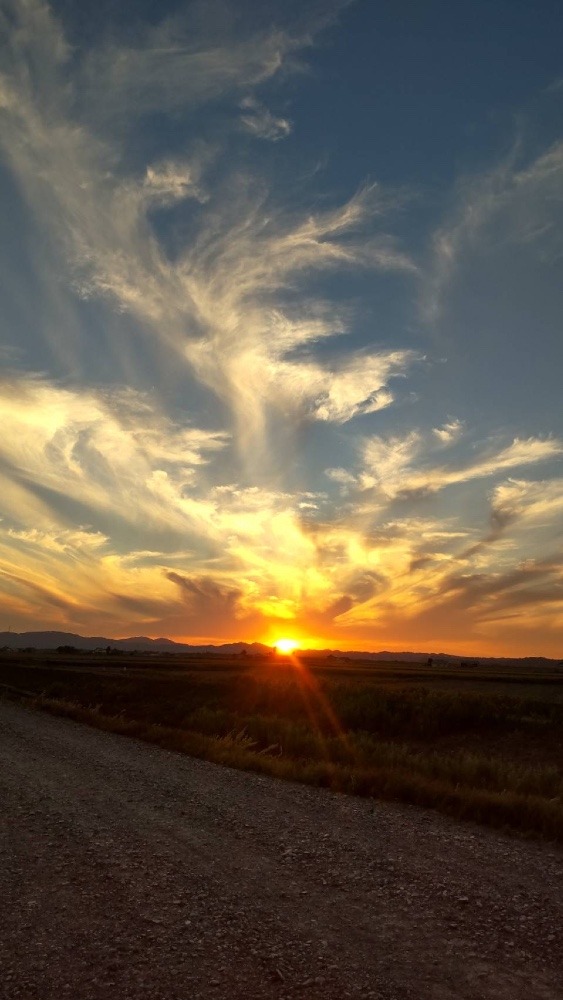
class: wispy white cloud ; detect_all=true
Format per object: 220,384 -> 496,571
491,477 -> 563,527
143,160 -> 209,206
360,431 -> 422,494
7,526 -> 108,556
0,374 -> 228,537
267,349 -> 419,423
361,432 -> 563,500
423,140 -> 563,322
433,419 -> 464,446
80,18 -> 294,126
0,3 -> 417,474
239,96 -> 292,141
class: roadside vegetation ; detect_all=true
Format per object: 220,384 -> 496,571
1,651 -> 562,841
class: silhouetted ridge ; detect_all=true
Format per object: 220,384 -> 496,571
0,631 -> 559,667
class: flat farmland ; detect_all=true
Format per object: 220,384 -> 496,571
1,651 -> 562,840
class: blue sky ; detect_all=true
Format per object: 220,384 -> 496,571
1,0 -> 562,655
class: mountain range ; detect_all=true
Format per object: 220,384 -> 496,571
0,631 -> 560,667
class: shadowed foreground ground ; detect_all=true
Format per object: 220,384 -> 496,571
0,700 -> 561,1000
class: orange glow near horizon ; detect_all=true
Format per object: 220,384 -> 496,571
274,637 -> 300,655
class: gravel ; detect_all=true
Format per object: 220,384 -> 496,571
0,699 -> 562,1000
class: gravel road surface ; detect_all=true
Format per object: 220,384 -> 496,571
0,699 -> 562,1000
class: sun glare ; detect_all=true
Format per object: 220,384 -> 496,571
274,638 -> 300,655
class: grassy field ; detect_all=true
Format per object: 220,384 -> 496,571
1,650 -> 562,841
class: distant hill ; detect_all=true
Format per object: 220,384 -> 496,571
0,630 -> 560,668
0,631 -> 271,656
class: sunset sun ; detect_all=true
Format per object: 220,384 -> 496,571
274,638 -> 300,655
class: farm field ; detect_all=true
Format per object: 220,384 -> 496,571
1,650 -> 562,841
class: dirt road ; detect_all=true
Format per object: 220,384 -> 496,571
0,700 -> 561,1000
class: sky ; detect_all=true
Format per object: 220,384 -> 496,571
1,0 -> 563,656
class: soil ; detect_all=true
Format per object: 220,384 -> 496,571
0,700 -> 562,1000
